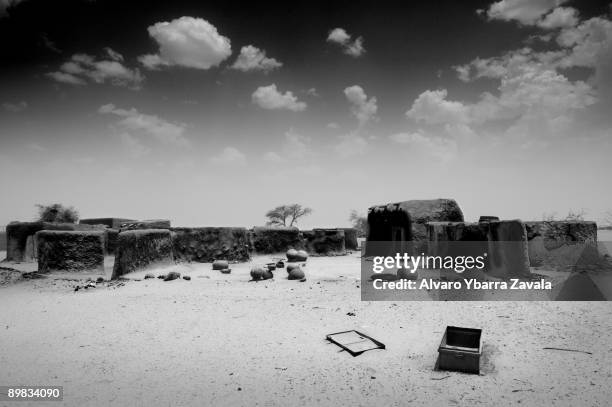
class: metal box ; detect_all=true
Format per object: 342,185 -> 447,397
437,326 -> 482,374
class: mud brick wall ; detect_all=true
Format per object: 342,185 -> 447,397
104,228 -> 120,254
112,229 -> 174,279
486,220 -> 531,278
249,226 -> 304,254
6,221 -> 104,262
36,230 -> 105,273
302,229 -> 346,255
80,218 -> 136,229
171,227 -> 250,262
525,221 -> 599,269
367,199 -> 464,243
0,230 -> 6,252
340,228 -> 359,251
120,219 -> 171,231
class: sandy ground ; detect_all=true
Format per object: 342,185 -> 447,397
1,251 -> 612,407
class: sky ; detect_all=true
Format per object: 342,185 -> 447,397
1,0 -> 612,228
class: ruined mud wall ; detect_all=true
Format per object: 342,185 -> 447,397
36,230 -> 105,273
250,226 -> 303,254
0,230 -> 6,252
112,229 -> 174,279
6,221 -> 104,261
525,221 -> 598,269
120,219 -> 171,230
302,229 -> 346,255
104,229 -> 120,254
79,218 -> 135,229
172,227 -> 250,262
340,228 -> 359,251
367,199 -> 464,243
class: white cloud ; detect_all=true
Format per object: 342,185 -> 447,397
252,84 -> 307,111
326,122 -> 340,129
139,17 -> 232,70
211,146 -> 246,165
231,45 -> 282,73
406,89 -> 470,125
47,52 -> 144,89
537,7 -> 579,29
344,85 -> 378,127
2,101 -> 27,112
104,47 -> 124,62
327,27 -> 365,57
98,104 -> 189,148
485,0 -> 567,25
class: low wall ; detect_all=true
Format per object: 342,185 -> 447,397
340,228 -> 359,251
120,219 -> 171,231
525,221 -> 598,269
80,218 -> 135,229
6,221 -> 104,262
250,226 -> 303,254
172,227 -> 250,262
36,230 -> 105,273
302,229 -> 346,255
0,230 -> 6,252
487,220 -> 531,278
104,228 -> 120,254
112,229 -> 174,279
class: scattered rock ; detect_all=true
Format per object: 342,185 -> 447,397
286,249 -> 299,262
86,282 -> 96,288
212,260 -> 229,270
157,275 -> 166,279
262,269 -> 274,280
144,273 -> 155,279
183,275 -> 191,281
288,267 -> 305,280
295,250 -> 308,262
347,312 -> 356,316
276,260 -> 285,269
220,268 -> 231,274
164,271 -> 181,281
266,263 -> 276,271
250,265 -> 265,280
96,277 -> 105,283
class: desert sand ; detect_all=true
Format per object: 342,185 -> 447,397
1,251 -> 611,407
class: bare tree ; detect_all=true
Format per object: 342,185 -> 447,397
265,204 -> 312,227
36,203 -> 79,223
565,208 -> 587,221
349,210 -> 367,237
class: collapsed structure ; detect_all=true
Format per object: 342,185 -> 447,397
367,199 -> 602,279
4,198 -> 603,282
3,216 -> 358,278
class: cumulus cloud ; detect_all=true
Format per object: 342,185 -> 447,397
211,146 -> 247,165
139,17 -> 232,70
344,85 -> 378,127
98,104 -> 189,152
484,0 -> 567,25
537,7 -> 579,29
252,84 -> 307,111
327,27 -> 365,57
2,101 -> 27,112
406,89 -> 470,125
47,51 -> 144,89
231,45 -> 282,73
